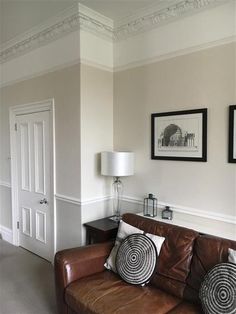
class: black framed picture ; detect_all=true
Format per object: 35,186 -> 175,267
151,108 -> 207,161
228,105 -> 236,163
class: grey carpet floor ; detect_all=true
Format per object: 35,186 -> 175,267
0,240 -> 57,314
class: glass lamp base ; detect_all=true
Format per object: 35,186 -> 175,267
109,215 -> 122,222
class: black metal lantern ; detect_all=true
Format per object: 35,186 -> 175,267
162,206 -> 173,220
143,193 -> 157,217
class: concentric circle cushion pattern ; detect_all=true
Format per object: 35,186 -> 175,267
199,262 -> 236,314
115,233 -> 157,285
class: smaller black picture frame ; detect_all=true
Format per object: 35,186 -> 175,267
151,108 -> 207,162
228,105 -> 236,163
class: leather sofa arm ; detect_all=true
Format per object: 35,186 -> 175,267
54,241 -> 114,314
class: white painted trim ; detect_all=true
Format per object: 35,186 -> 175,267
114,0 -> 224,40
82,195 -> 113,205
55,194 -> 81,206
0,225 -> 13,244
51,101 -> 57,262
1,35 -> 235,89
0,0 -> 224,64
0,3 -> 113,64
114,36 -> 236,72
10,99 -> 55,116
0,4 -> 79,51
0,180 -> 11,188
55,193 -> 112,206
1,1 -> 235,87
79,58 -> 113,73
122,195 -> 236,225
44,192 -> 236,226
9,99 -> 56,262
78,3 -> 113,28
0,25 -> 113,87
9,108 -> 19,246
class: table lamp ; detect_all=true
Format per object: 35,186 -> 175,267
101,151 -> 134,221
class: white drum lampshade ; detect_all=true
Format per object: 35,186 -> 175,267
101,151 -> 134,177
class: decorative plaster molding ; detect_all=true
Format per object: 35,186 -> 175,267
0,14 -> 79,63
0,0 -> 224,64
78,3 -> 113,40
114,0 -> 223,40
0,4 -> 113,64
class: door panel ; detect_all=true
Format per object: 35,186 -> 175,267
36,210 -> 46,243
22,207 -> 32,237
19,123 -> 31,191
34,121 -> 45,194
16,110 -> 52,261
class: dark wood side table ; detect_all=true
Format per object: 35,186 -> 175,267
84,217 -> 119,245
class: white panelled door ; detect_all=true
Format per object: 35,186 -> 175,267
16,110 -> 52,261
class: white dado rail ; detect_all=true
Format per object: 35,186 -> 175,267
123,196 -> 236,224
138,211 -> 236,241
1,181 -> 235,241
55,193 -> 236,240
55,194 -> 112,206
122,196 -> 236,241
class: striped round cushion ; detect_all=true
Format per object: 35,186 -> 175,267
199,262 -> 236,314
115,233 -> 157,285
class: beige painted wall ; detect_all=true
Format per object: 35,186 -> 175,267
80,64 -> 113,201
0,62 -> 114,249
0,64 -> 81,228
1,38 -> 235,244
79,64 -> 114,244
114,42 -> 236,218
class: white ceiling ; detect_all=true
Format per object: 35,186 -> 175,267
0,0 -> 176,44
78,0 -> 171,20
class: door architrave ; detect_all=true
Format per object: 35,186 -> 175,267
9,99 -> 56,261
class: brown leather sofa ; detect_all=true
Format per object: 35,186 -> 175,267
54,213 -> 236,314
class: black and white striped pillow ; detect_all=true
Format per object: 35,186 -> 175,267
199,262 -> 236,314
115,233 -> 157,286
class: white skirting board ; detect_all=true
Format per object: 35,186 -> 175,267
0,225 -> 13,244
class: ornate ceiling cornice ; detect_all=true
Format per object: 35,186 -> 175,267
79,12 -> 114,39
0,4 -> 113,64
0,0 -> 223,64
0,13 -> 80,63
114,0 -> 220,40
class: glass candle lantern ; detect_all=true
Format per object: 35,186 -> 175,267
143,193 -> 157,217
162,206 -> 173,220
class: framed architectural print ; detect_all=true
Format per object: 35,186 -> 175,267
151,108 -> 207,161
228,105 -> 236,163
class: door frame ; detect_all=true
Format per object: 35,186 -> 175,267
9,99 -> 56,261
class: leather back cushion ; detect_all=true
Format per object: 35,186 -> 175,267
185,235 -> 236,303
122,213 -> 199,298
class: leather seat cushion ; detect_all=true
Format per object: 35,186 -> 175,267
65,271 -> 182,314
166,302 -> 202,313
